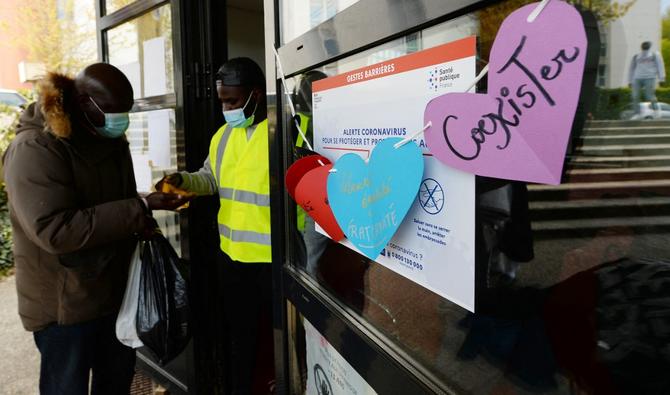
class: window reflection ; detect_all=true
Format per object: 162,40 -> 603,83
285,0 -> 670,394
105,5 -> 179,252
280,0 -> 361,44
127,110 -> 181,254
290,70 -> 331,275
106,5 -> 174,99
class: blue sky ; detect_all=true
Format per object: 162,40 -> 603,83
664,0 -> 670,13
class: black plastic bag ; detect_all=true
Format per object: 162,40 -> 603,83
136,233 -> 191,365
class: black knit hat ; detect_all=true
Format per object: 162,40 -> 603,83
216,57 -> 265,88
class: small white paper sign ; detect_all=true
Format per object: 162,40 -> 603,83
147,110 -> 172,169
117,62 -> 142,99
131,154 -> 153,193
143,37 -> 167,97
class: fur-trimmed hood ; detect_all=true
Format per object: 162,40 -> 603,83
13,72 -> 131,166
28,72 -> 76,138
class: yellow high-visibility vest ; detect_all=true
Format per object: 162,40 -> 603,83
295,113 -> 310,232
295,112 -> 310,148
209,120 -> 271,262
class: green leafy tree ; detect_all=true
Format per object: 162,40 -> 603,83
479,0 -> 636,61
0,105 -> 20,164
0,185 -> 13,276
0,105 -> 20,276
1,0 -> 96,75
570,0 -> 637,23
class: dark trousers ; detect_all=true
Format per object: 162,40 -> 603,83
33,315 -> 136,395
219,252 -> 275,394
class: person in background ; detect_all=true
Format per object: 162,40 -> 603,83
629,41 -> 665,114
1,63 -> 189,395
157,57 -> 274,394
293,70 -> 327,156
292,70 -> 331,276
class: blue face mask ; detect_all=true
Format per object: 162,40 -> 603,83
223,91 -> 257,128
87,97 -> 130,138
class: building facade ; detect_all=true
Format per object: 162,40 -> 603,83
0,0 -> 31,90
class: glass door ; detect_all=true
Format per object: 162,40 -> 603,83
99,0 -> 272,393
96,1 -> 190,392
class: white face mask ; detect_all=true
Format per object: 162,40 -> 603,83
223,91 -> 257,128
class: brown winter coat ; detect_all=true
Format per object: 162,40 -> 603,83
2,73 -> 148,331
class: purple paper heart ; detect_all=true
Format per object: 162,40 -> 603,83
424,0 -> 587,185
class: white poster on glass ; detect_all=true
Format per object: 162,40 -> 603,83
143,37 -> 167,97
117,62 -> 142,99
131,153 -> 153,193
313,37 -> 477,311
147,109 -> 172,169
305,319 -> 377,395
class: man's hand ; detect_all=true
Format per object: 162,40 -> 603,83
155,173 -> 183,192
145,192 -> 193,211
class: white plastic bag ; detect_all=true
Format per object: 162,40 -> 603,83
115,242 -> 144,348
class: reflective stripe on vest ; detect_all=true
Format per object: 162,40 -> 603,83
218,187 -> 270,207
212,124 -> 233,181
218,224 -> 272,246
296,113 -> 310,231
209,120 -> 271,262
295,112 -> 310,148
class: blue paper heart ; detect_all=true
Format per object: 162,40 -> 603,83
327,138 -> 424,260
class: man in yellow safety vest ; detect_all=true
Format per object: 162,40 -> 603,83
159,57 -> 273,394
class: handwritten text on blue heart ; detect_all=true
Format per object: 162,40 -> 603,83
327,138 -> 424,260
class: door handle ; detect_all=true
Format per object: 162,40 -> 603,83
193,62 -> 202,100
204,63 -> 212,99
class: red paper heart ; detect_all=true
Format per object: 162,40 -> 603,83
285,155 -> 331,198
295,164 -> 344,241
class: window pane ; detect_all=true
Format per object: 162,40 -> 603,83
280,0 -> 361,44
284,1 -> 670,393
105,5 -> 174,99
128,109 -> 181,254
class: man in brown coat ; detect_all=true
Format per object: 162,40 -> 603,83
2,63 -> 189,395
